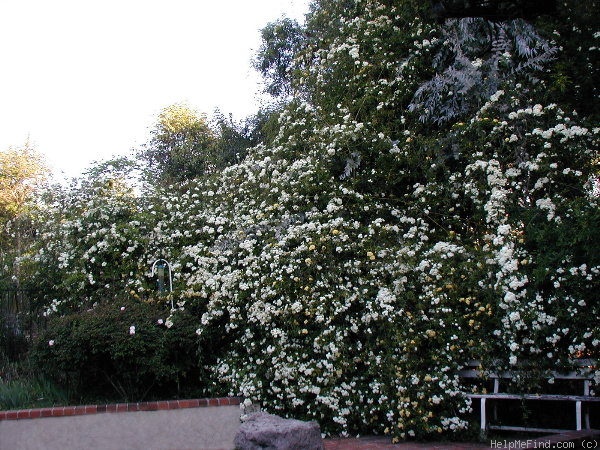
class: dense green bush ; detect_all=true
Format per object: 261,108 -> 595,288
31,298 -> 217,402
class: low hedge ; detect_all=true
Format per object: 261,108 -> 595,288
31,298 -> 219,403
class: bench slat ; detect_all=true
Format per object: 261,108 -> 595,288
459,370 -> 593,380
489,425 -> 575,433
468,393 -> 600,401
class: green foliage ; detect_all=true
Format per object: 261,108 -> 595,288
539,0 -> 600,117
211,111 -> 253,169
0,141 -> 49,291
30,298 -> 214,402
0,376 -> 69,410
139,104 -> 217,186
0,358 -> 69,410
255,18 -> 305,97
0,141 -> 47,224
138,105 -> 273,188
243,108 -> 282,148
77,157 -> 140,197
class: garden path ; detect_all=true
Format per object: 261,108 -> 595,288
323,436 -> 489,449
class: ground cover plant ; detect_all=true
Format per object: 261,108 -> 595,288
0,370 -> 69,411
3,0 -> 599,441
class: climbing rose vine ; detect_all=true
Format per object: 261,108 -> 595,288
19,0 -> 599,441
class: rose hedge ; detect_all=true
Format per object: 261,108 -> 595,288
16,0 -> 600,441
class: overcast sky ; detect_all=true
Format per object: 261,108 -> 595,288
0,0 -> 309,179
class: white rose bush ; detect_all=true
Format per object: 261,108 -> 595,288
15,0 -> 599,441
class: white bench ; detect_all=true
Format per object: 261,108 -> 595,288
459,360 -> 598,435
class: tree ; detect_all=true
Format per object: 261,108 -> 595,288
0,141 -> 47,225
408,17 -> 557,124
242,107 -> 282,149
78,156 -> 139,199
139,104 -> 216,186
0,142 -> 48,287
211,108 -> 284,165
210,110 -> 252,169
254,18 -> 305,98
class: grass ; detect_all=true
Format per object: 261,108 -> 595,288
0,355 -> 70,411
0,375 -> 70,410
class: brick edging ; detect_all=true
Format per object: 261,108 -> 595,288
0,397 -> 242,421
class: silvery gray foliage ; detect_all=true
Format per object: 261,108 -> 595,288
409,18 -> 557,124
341,151 -> 362,180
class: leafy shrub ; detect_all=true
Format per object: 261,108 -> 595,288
31,298 -> 216,402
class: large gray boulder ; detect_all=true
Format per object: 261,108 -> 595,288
234,412 -> 324,450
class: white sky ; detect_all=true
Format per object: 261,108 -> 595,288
0,0 -> 309,179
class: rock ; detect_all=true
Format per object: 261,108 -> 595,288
234,412 -> 324,450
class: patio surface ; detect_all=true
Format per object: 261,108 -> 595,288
323,437 -> 489,449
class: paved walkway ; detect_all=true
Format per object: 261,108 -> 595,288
323,437 -> 489,449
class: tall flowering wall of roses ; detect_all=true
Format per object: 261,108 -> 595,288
21,0 -> 599,440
